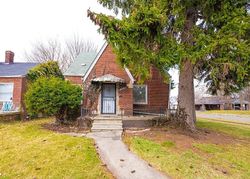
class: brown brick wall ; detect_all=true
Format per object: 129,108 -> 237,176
86,45 -> 131,83
118,86 -> 133,115
65,76 -> 83,85
0,76 -> 27,110
85,45 -> 133,115
67,45 -> 170,116
134,67 -> 169,113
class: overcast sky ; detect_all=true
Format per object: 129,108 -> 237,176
0,0 -> 114,62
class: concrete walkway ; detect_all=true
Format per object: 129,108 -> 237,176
197,112 -> 250,124
87,131 -> 168,179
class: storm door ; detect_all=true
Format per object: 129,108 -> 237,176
101,84 -> 116,114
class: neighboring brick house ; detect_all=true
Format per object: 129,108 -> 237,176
0,51 -> 38,111
64,43 -> 170,116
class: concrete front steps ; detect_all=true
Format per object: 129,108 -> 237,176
91,115 -> 123,132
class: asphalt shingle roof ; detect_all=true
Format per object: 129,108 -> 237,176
0,63 -> 38,77
64,52 -> 97,76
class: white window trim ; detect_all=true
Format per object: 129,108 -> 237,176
0,83 -> 14,102
133,85 -> 148,105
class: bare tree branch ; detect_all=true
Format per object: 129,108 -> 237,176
25,36 -> 98,72
66,34 -> 98,65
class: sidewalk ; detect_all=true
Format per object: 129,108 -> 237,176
87,131 -> 168,179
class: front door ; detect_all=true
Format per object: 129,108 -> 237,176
101,84 -> 116,114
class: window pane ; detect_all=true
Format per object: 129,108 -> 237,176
133,85 -> 147,104
103,84 -> 115,97
0,84 -> 13,93
0,84 -> 13,101
0,93 -> 13,101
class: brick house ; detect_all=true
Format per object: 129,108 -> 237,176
0,51 -> 38,111
64,43 -> 170,116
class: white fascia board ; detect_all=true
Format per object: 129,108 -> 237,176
124,67 -> 135,84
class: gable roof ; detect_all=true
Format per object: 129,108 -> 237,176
64,51 -> 98,77
83,42 -> 108,81
82,42 -> 135,83
0,63 -> 38,77
64,42 -> 135,83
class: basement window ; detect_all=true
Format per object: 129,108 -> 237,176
0,83 -> 14,102
133,85 -> 148,104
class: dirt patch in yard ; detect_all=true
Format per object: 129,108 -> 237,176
43,123 -> 90,134
124,127 -> 248,151
42,116 -> 92,134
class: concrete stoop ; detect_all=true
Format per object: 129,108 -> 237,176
91,116 -> 123,132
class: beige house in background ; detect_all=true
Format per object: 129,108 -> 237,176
195,96 -> 249,111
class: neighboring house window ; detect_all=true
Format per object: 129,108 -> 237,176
0,83 -> 14,102
133,85 -> 148,104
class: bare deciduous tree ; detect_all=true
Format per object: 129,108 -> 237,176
66,35 -> 98,64
25,36 -> 98,71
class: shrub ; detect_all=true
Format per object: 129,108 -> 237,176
27,61 -> 64,83
25,77 -> 82,123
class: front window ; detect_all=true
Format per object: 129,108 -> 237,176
0,83 -> 14,102
133,85 -> 148,104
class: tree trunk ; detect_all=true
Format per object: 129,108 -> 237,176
178,59 -> 196,131
177,7 -> 197,131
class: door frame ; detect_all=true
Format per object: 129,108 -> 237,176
101,83 -> 116,114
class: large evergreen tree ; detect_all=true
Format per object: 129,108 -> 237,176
88,0 -> 250,131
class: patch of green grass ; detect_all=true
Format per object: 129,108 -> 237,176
124,120 -> 250,178
161,140 -> 175,148
201,110 -> 250,115
193,143 -> 224,154
193,143 -> 250,177
125,136 -> 250,179
197,118 -> 250,139
0,119 -> 112,179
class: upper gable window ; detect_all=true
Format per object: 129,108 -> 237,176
133,85 -> 148,104
0,83 -> 14,102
